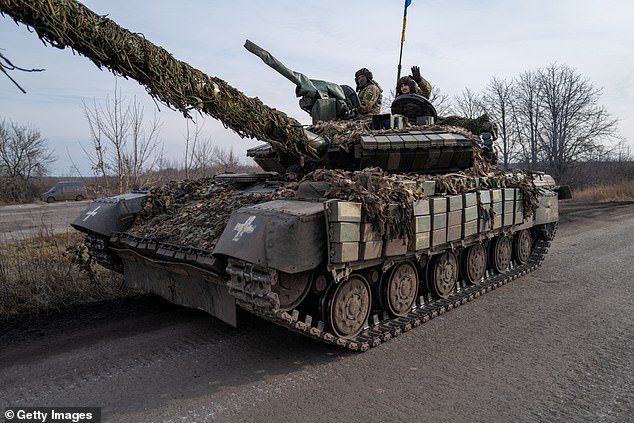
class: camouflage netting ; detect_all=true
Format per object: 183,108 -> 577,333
0,0 -> 315,158
303,167 -> 540,241
127,178 -> 295,251
128,167 -> 540,252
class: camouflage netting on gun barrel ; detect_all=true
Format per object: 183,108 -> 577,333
127,168 -> 540,252
0,0 -> 314,158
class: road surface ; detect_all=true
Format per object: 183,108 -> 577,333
0,200 -> 90,240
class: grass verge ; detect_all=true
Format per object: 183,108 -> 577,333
0,229 -> 132,318
570,180 -> 634,202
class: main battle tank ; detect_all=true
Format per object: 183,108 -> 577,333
1,0 -> 567,351
71,42 -> 565,351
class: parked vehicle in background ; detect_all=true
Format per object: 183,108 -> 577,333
41,181 -> 88,203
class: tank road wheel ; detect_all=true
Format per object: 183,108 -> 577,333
490,235 -> 512,273
513,229 -> 532,265
382,261 -> 418,316
460,243 -> 487,285
428,252 -> 458,299
324,274 -> 371,339
274,270 -> 312,311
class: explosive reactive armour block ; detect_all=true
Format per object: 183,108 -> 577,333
464,220 -> 478,236
359,241 -> 382,260
360,222 -> 382,242
326,200 -> 362,222
385,238 -> 408,256
414,215 -> 431,233
329,222 -> 361,242
432,213 -> 447,229
421,180 -> 436,196
432,229 -> 447,246
447,225 -> 461,242
431,197 -> 447,214
479,189 -> 491,204
330,242 -> 359,263
447,210 -> 462,227
413,199 -> 430,216
503,188 -> 516,202
491,189 -> 502,202
464,192 -> 478,207
448,195 -> 463,211
414,232 -> 430,250
463,206 -> 478,222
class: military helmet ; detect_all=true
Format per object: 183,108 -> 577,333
397,76 -> 417,94
355,68 -> 373,81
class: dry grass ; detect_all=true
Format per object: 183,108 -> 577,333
570,180 -> 634,203
0,229 -> 131,318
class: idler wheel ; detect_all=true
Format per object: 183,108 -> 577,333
490,235 -> 512,273
513,229 -> 532,264
428,252 -> 458,299
460,243 -> 487,285
323,275 -> 371,339
381,261 -> 418,317
274,270 -> 313,311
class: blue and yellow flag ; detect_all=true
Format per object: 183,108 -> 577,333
402,0 -> 412,42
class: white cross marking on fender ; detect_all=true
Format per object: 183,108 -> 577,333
82,206 -> 102,221
233,215 -> 256,241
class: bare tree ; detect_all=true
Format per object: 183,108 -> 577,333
511,69 -> 543,168
0,119 -> 54,201
535,63 -> 619,181
82,84 -> 163,193
482,77 -> 515,166
452,88 -> 486,119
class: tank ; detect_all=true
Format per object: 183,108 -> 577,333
2,1 -> 568,350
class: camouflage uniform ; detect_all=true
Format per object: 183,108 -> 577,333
410,65 -> 432,99
415,76 -> 432,99
396,74 -> 432,99
355,68 -> 383,116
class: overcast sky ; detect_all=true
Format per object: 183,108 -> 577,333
1,0 -> 632,176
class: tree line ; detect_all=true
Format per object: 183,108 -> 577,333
448,63 -> 626,184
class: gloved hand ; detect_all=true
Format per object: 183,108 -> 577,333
411,65 -> 422,83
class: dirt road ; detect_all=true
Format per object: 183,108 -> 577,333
1,201 -> 632,422
0,200 -> 90,240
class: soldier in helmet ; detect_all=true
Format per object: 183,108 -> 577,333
396,66 -> 432,99
396,75 -> 418,96
354,67 -> 383,116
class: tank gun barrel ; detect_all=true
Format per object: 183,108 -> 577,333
0,0 -> 316,158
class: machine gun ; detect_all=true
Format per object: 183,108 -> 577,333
244,40 -> 359,123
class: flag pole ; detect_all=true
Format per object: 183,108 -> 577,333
396,0 -> 412,85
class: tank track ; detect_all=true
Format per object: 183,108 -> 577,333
232,226 -> 556,352
84,232 -> 123,273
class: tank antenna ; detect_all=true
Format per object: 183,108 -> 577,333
396,0 -> 413,85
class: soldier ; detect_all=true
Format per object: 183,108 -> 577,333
396,66 -> 432,99
396,75 -> 418,96
354,68 -> 383,116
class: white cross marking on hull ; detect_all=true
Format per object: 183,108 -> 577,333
233,215 -> 256,241
82,206 -> 102,221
